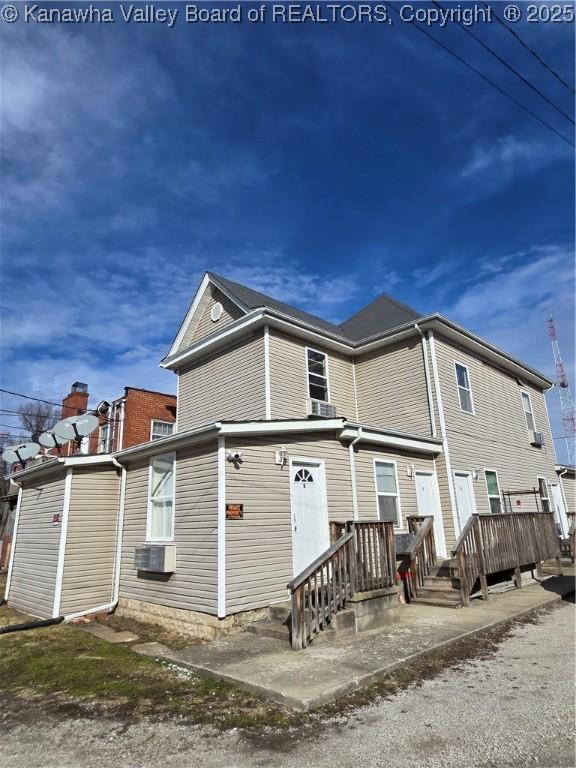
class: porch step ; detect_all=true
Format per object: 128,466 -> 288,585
247,620 -> 290,641
416,582 -> 461,597
411,596 -> 463,608
247,602 -> 357,644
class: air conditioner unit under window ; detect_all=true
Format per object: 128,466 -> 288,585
307,399 -> 337,418
531,431 -> 544,448
134,544 -> 176,573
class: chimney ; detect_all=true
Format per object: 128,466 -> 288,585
61,381 -> 89,418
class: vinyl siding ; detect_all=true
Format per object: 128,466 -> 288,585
178,333 -> 266,431
559,473 -> 576,517
355,339 -> 432,434
8,470 -> 66,619
177,286 -> 244,352
224,434 -> 437,614
432,333 -> 557,547
269,331 -> 356,420
119,441 -> 219,615
59,467 -> 120,616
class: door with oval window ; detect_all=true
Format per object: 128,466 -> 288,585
290,460 -> 330,576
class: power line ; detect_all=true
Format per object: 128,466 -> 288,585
387,3 -> 574,148
0,387 -> 79,413
0,423 -> 31,433
482,1 -> 575,94
434,1 -> 574,126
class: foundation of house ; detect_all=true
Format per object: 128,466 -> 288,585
348,586 -> 401,633
115,597 -> 269,641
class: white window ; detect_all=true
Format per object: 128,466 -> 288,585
484,470 -> 502,514
151,420 -> 174,441
374,461 -> 401,527
98,423 -> 109,454
147,453 -> 175,541
455,362 -> 474,413
537,477 -> 551,513
306,348 -> 329,402
521,391 -> 536,433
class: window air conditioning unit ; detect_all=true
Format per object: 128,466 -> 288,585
531,431 -> 544,448
134,544 -> 176,573
307,399 -> 337,418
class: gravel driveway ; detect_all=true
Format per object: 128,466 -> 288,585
1,602 -> 574,768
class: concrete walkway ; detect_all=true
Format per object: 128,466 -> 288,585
157,576 -> 574,710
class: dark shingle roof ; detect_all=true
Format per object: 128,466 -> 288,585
209,272 -> 421,344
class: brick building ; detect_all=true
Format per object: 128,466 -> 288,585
56,382 -> 177,455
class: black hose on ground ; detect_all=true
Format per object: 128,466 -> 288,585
0,616 -> 64,635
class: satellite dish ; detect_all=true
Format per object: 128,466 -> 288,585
2,442 -> 40,467
38,431 -> 69,450
54,414 -> 99,443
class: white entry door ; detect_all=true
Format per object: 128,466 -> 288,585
454,472 -> 476,531
551,483 -> 569,537
415,471 -> 447,558
290,460 -> 330,576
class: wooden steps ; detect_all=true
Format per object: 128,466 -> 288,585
409,560 -> 463,608
247,600 -> 357,644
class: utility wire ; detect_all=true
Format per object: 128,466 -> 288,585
387,3 -> 574,148
0,387 -> 80,413
433,2 -> 574,126
481,1 -> 575,94
0,423 -> 31,433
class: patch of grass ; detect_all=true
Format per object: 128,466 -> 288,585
99,613 -> 199,650
0,602 -> 35,627
0,619 -> 302,730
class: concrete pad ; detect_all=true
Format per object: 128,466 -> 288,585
168,576 -> 574,711
132,642 -> 174,658
75,623 -> 140,644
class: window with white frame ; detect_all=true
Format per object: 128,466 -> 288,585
98,423 -> 109,454
455,362 -> 474,413
374,461 -> 401,527
521,391 -> 536,433
537,477 -> 551,513
484,470 -> 502,514
147,453 -> 175,541
306,348 -> 329,402
151,420 -> 174,441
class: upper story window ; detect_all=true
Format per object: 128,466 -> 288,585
374,461 -> 401,527
454,362 -> 474,414
484,470 -> 502,514
521,391 -> 536,433
306,348 -> 329,402
537,477 -> 551,513
147,453 -> 175,541
98,423 -> 109,454
151,420 -> 174,441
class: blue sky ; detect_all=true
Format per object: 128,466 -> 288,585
0,2 -> 574,461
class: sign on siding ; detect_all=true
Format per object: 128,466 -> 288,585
226,503 -> 244,520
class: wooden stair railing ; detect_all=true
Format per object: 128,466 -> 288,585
288,520 -> 396,650
399,516 -> 437,601
287,531 -> 355,650
451,516 -> 487,606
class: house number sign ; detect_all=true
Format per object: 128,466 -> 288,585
226,503 -> 244,520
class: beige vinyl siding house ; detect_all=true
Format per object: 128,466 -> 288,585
118,441 -> 219,625
177,333 -> 266,431
430,334 -> 557,539
7,470 -> 65,618
355,339 -> 432,435
268,331 -> 357,420
177,285 -> 244,352
58,466 -> 120,616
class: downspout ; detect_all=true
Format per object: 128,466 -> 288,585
348,427 -> 363,521
2,478 -> 22,605
557,467 -> 569,538
62,456 -> 127,622
415,323 -> 436,438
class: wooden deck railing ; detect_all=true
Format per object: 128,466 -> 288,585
288,520 -> 396,650
453,512 -> 560,605
399,516 -> 437,600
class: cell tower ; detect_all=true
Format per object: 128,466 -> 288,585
547,316 -> 576,466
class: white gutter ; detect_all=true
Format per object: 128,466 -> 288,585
217,435 -> 226,618
338,426 -> 442,455
415,323 -> 437,438
348,427 -> 362,520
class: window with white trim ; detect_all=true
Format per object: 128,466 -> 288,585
537,477 -> 551,513
151,420 -> 174,441
455,362 -> 474,413
306,348 -> 329,402
484,470 -> 502,514
98,423 -> 109,454
521,391 -> 536,433
374,461 -> 401,527
147,453 -> 175,541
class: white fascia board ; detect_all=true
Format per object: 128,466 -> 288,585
113,424 -> 218,462
167,272 -> 211,358
218,419 -> 346,436
61,455 -> 116,467
338,426 -> 442,455
52,468 -> 73,618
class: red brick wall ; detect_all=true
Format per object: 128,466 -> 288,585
121,388 -> 177,450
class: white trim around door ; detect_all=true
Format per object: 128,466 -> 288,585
415,470 -> 447,558
289,457 -> 330,577
453,471 -> 477,531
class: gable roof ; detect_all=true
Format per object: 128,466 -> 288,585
208,273 -> 421,343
